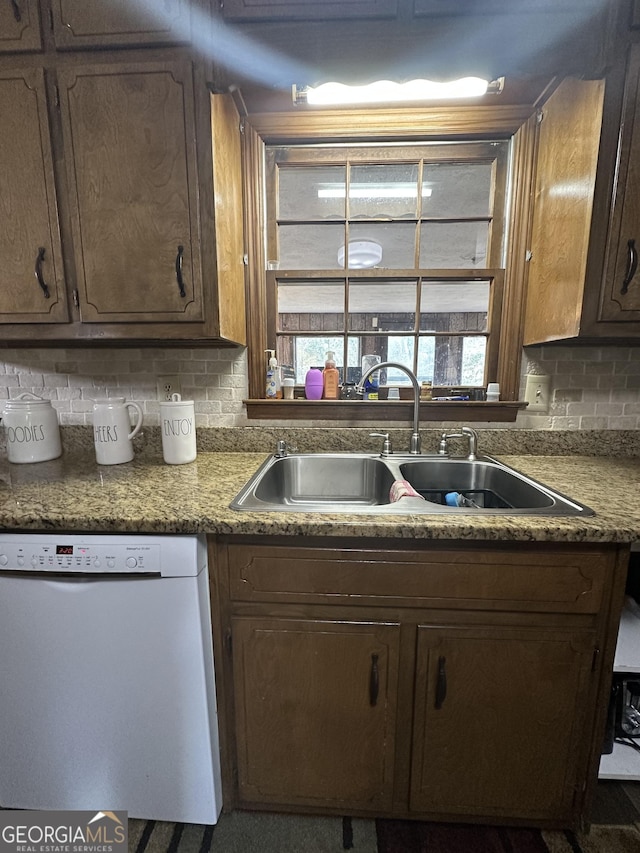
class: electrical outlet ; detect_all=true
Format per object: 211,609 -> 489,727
524,374 -> 551,413
157,375 -> 182,402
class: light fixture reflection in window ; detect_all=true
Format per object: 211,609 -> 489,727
293,77 -> 504,106
317,184 -> 433,199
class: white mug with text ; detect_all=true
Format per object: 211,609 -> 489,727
92,398 -> 144,465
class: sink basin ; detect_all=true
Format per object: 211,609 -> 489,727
230,452 -> 594,516
398,458 -> 558,510
232,453 -> 396,510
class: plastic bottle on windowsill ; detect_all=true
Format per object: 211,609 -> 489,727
486,382 -> 500,402
305,368 -> 324,400
265,350 -> 282,399
322,351 -> 340,400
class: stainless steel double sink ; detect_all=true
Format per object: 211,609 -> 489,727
230,452 -> 594,516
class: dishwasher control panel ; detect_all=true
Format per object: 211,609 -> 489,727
0,540 -> 161,573
0,534 -> 205,577
0,532 -> 207,577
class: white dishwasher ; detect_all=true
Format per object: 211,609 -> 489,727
0,533 -> 222,825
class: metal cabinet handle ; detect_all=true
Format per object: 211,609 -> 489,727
175,244 -> 186,297
621,239 -> 638,295
35,247 -> 50,299
369,653 -> 379,707
435,655 -> 447,709
10,0 -> 21,22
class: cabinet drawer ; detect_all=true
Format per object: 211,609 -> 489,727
227,544 -> 611,613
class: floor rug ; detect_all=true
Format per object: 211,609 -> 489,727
376,820 -> 640,853
129,812 -> 378,853
376,820 -> 550,853
128,782 -> 640,852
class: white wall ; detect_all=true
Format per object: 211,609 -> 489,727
0,343 -> 638,430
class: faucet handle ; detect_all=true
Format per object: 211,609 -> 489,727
369,432 -> 393,456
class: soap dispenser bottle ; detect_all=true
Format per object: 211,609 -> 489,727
265,350 -> 282,399
323,350 -> 340,400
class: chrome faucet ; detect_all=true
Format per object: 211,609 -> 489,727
275,439 -> 288,458
357,361 -> 421,454
438,425 -> 478,461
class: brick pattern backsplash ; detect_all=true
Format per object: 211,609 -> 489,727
518,345 -> 640,429
0,344 -> 638,430
0,347 -> 249,427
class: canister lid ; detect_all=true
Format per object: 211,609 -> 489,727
4,393 -> 53,409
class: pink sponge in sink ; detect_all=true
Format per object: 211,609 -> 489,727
389,480 -> 425,503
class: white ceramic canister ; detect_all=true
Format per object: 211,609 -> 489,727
160,394 -> 196,465
2,393 -> 62,463
92,398 -> 143,465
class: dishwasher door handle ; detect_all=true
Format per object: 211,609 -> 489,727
0,570 -> 161,580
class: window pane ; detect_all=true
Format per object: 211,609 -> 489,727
279,224 -> 345,269
286,336 -> 345,384
423,163 -> 493,218
418,334 -> 486,386
277,281 -> 344,332
420,221 -> 490,268
385,338 -> 416,384
346,340 -> 385,385
419,281 -> 489,332
461,337 -> 487,386
348,280 -> 417,331
349,222 -> 416,268
278,165 -> 346,220
348,164 -> 420,220
416,337 -> 435,382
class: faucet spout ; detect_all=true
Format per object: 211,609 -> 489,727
357,361 -> 421,455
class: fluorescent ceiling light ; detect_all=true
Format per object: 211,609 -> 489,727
294,78 -> 503,106
317,184 -> 433,199
318,183 -> 431,198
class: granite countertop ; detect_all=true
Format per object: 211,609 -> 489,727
0,449 -> 639,543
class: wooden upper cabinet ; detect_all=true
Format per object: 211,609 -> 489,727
523,59 -> 640,344
211,93 -> 246,345
0,0 -> 41,52
523,78 -> 605,345
599,44 -> 640,322
221,0 -> 397,21
51,0 -> 191,49
0,69 -> 68,324
57,61 -> 204,324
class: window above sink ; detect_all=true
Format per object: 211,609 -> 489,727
266,141 -> 507,394
241,99 -> 536,422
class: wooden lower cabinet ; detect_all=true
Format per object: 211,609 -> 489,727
411,625 -> 594,821
212,538 -> 627,827
232,617 -> 399,811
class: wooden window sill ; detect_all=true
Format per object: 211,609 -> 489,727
245,400 -> 527,422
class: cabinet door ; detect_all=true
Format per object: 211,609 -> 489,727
232,617 -> 400,811
411,625 -> 595,822
51,0 -> 190,49
600,44 -> 640,321
0,70 -> 68,324
221,0 -> 396,20
0,0 -> 41,53
414,0 -> 603,12
57,62 -> 204,324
